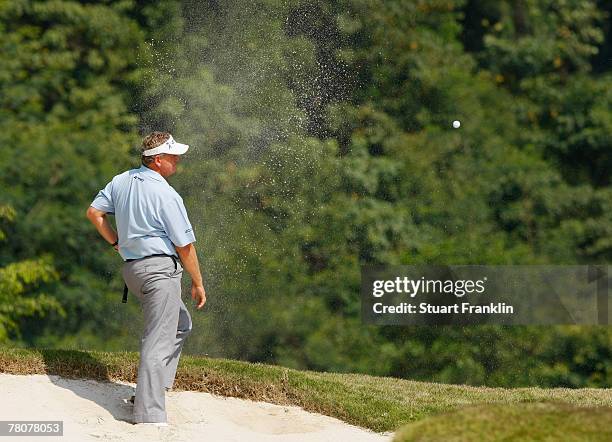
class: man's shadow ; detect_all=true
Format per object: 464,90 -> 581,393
41,349 -> 135,424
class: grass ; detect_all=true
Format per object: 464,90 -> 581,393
393,403 -> 612,442
1,346 -> 611,436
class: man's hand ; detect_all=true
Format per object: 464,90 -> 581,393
175,242 -> 206,310
86,207 -> 119,248
192,283 -> 206,309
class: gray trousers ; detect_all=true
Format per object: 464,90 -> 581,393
122,255 -> 193,423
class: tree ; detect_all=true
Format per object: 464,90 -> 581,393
0,204 -> 63,343
0,0 -> 146,348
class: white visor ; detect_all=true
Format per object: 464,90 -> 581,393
142,135 -> 189,156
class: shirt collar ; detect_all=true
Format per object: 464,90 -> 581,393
139,165 -> 167,183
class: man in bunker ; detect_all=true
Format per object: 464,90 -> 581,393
86,131 -> 206,425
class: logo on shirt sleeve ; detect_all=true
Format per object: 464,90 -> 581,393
185,228 -> 193,234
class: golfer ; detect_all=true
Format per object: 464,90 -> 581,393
86,131 -> 206,425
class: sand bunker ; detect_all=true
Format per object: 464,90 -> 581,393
0,373 -> 392,441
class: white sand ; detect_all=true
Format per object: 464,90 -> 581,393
0,373 -> 393,441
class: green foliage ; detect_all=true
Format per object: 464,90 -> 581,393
0,0 -> 144,347
1,0 -> 610,388
478,0 -> 604,79
0,204 -> 63,342
129,0 -> 612,387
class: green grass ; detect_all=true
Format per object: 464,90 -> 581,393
1,346 -> 611,436
393,402 -> 612,442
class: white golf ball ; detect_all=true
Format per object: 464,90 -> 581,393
452,120 -> 461,128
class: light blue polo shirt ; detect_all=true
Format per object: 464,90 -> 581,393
90,165 -> 196,261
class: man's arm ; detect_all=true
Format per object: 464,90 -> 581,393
175,242 -> 206,309
86,206 -> 118,247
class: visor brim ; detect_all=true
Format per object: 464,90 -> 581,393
173,143 -> 189,155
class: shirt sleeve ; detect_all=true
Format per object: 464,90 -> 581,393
159,194 -> 197,247
90,180 -> 115,214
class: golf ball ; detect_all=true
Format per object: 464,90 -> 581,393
452,120 -> 461,128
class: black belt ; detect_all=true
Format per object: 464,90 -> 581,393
122,254 -> 179,303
